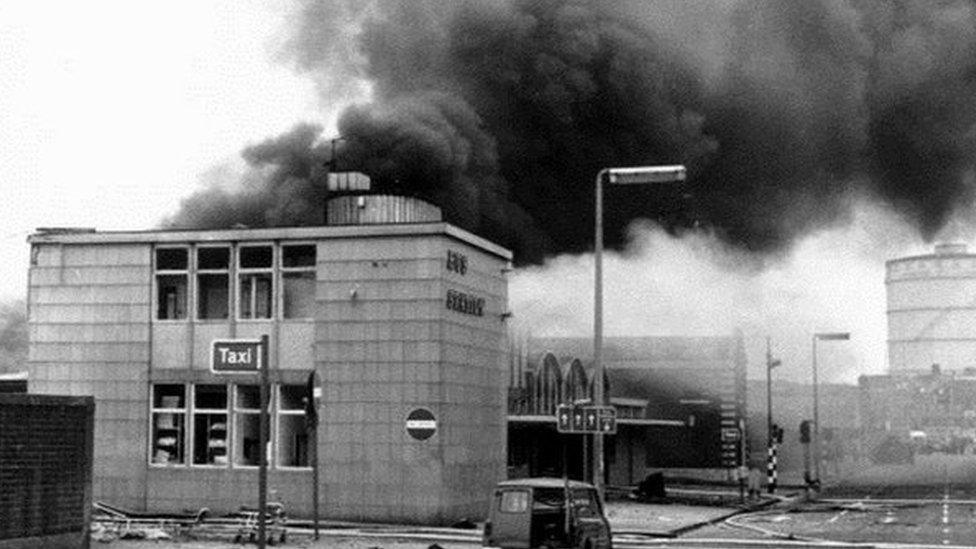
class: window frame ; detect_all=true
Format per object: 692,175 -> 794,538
154,246 -> 190,322
150,383 -> 188,467
276,384 -> 311,470
195,245 -> 231,321
238,244 -> 275,321
190,384 -> 230,468
280,243 -> 317,320
233,384 -> 266,468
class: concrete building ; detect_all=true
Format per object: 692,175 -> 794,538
25,194 -> 511,524
860,366 -> 976,453
506,335 -> 748,485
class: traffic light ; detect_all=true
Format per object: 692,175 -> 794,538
771,424 -> 784,444
799,420 -> 811,444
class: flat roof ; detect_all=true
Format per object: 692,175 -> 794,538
28,222 -> 512,261
496,477 -> 595,489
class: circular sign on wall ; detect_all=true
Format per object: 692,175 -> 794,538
406,408 -> 437,440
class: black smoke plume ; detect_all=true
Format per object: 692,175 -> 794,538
165,0 -> 976,265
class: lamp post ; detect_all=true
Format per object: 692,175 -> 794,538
594,164 -> 686,500
811,331 -> 849,488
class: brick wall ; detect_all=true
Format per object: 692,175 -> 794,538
0,393 -> 94,549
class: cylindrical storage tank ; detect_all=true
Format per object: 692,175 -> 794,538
886,243 -> 976,374
326,194 -> 442,225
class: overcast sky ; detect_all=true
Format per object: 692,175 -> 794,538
0,0 -> 329,301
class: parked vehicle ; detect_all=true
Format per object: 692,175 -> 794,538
483,478 -> 612,549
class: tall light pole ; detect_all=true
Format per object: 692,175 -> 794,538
812,331 -> 849,488
594,164 -> 686,500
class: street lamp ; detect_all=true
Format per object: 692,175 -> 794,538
593,164 -> 686,499
811,331 -> 849,489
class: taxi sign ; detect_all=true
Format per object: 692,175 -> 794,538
211,339 -> 262,374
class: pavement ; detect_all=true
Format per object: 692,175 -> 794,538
94,487 -> 781,547
605,500 -> 747,538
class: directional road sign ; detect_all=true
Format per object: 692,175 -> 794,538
556,404 -> 616,434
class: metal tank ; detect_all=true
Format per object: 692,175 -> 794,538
326,194 -> 443,225
887,243 -> 976,374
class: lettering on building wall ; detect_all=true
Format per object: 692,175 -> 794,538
446,289 -> 484,317
446,250 -> 468,275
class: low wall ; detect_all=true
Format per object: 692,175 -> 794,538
0,393 -> 95,549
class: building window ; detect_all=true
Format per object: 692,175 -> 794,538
156,248 -> 188,320
235,385 -> 263,466
152,384 -> 186,465
282,245 -> 316,319
192,385 -> 228,466
239,246 -> 273,319
277,385 -> 310,467
197,247 -> 230,319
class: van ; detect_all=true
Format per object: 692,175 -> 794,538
483,478 -> 612,549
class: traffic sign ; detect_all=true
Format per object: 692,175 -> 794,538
721,427 -> 741,442
406,408 -> 437,440
557,405 -> 572,431
211,339 -> 262,374
598,407 -> 616,434
556,404 -> 616,434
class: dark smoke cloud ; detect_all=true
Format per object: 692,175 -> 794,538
165,123 -> 331,229
167,0 -> 976,265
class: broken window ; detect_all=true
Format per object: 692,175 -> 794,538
239,246 -> 273,319
155,248 -> 188,320
197,247 -> 229,320
235,385 -> 262,466
277,385 -> 310,467
192,385 -> 228,466
151,384 -> 186,465
282,245 -> 316,319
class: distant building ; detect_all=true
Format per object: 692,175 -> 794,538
507,335 -> 748,485
860,366 -> 976,452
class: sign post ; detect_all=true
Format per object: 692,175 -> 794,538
305,371 -> 321,540
258,335 -> 269,549
212,337 -> 269,549
556,403 -> 616,483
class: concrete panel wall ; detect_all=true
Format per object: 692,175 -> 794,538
27,243 -> 150,510
438,241 -> 508,519
316,235 -> 508,524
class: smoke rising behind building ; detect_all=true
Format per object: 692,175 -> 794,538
164,0 -> 976,267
